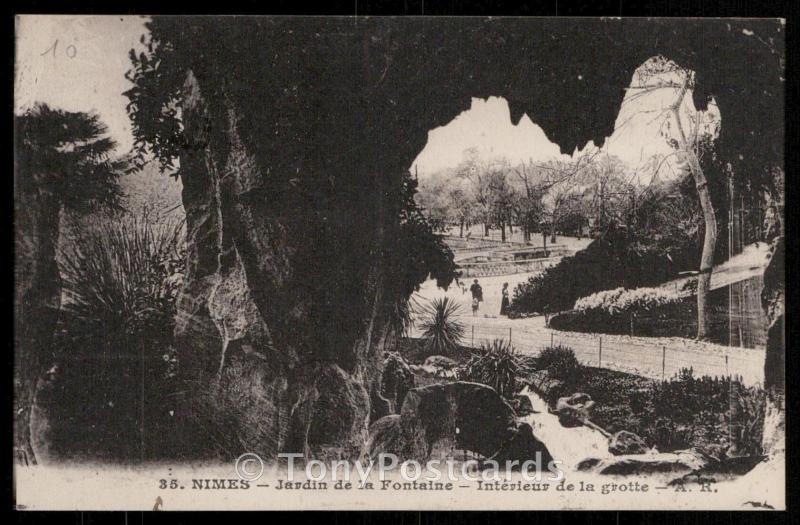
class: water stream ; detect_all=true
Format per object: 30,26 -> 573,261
510,388 -> 780,508
519,388 -> 613,472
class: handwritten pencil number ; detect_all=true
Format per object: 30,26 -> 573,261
41,40 -> 77,59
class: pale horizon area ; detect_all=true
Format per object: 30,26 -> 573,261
16,15 -> 719,186
412,72 -> 720,185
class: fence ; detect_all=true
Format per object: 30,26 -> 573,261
456,257 -> 562,278
413,319 -> 765,387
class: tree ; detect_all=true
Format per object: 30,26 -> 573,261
511,160 -> 546,243
415,172 -> 451,232
14,103 -> 126,464
537,152 -> 598,244
447,186 -> 473,237
626,57 -> 718,340
15,104 -> 125,213
453,148 -> 485,236
486,162 -> 517,242
584,154 -> 631,234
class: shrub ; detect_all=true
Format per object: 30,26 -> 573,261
458,339 -> 529,398
509,224 -> 693,316
44,214 -> 187,461
417,297 -> 465,356
731,382 -> 766,456
550,285 -> 733,343
58,214 -> 185,357
644,368 -> 766,453
536,345 -> 581,380
573,286 -> 675,315
570,366 -> 766,456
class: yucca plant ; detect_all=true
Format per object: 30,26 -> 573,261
417,297 -> 465,355
458,339 -> 529,398
57,214 -> 185,355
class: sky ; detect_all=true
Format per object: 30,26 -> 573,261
412,81 -> 720,185
15,15 -> 148,154
15,16 -> 720,186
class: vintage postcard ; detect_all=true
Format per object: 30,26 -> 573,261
13,15 -> 785,510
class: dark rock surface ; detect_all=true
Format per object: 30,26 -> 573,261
363,415 -> 407,460
493,422 -> 553,466
555,393 -> 595,427
510,394 -> 537,417
761,237 -> 785,458
423,355 -> 459,370
381,352 -> 415,414
364,381 -> 552,464
608,430 -> 648,456
527,370 -> 567,407
400,382 -> 517,459
133,17 -> 783,461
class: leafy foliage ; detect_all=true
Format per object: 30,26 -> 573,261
15,103 -> 126,213
509,178 -> 708,316
417,297 -> 465,355
390,174 -> 457,296
458,339 -> 529,398
510,228 -> 680,315
535,345 -> 581,380
646,368 -> 765,454
123,30 -> 186,176
573,286 -> 674,314
548,365 -> 765,455
550,285 -> 739,344
43,213 -> 188,462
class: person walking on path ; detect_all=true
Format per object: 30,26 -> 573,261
469,279 -> 483,316
500,282 -> 510,316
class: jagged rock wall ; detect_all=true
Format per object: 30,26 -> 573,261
761,237 -> 785,457
164,17 -> 784,461
174,70 -> 392,459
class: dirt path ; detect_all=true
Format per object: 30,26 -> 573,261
412,276 -> 765,386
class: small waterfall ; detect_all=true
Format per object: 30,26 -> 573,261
519,388 -> 612,472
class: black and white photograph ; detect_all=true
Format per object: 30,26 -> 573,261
13,14 -> 785,510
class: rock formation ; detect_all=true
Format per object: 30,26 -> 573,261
364,381 -> 551,463
123,17 -> 783,461
380,353 -> 415,414
608,430 -> 649,456
554,393 -> 595,427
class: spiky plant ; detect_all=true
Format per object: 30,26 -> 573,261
417,297 -> 465,355
57,214 -> 185,355
458,339 -> 529,398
